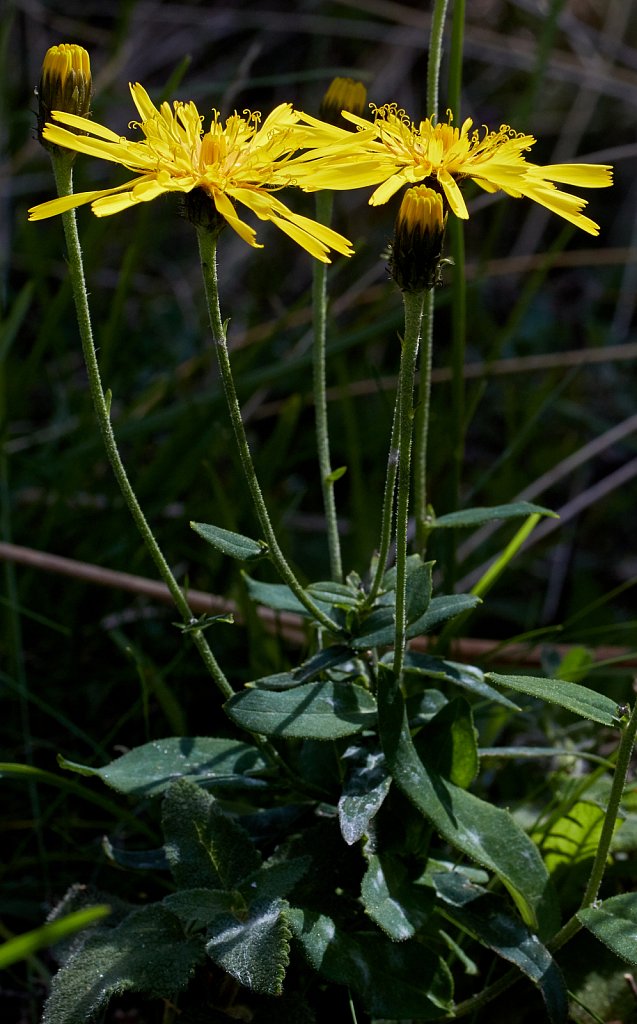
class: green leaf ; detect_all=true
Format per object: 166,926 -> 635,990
244,575 -> 324,617
289,908 -> 453,1017
162,778 -> 261,890
578,892 -> 637,966
240,856 -> 312,903
225,681 -> 377,739
190,521 -> 266,561
163,888 -> 241,930
325,465 -> 347,484
409,594 -> 481,636
431,502 -> 556,529
306,582 -> 360,610
361,851 -> 434,940
486,673 -> 620,727
59,737 -> 267,798
415,697 -> 479,789
434,872 -> 568,1024
535,800 -> 616,875
377,665 -> 558,937
41,904 -> 205,1024
205,897 -> 291,995
102,840 -> 169,872
0,907 -> 111,970
250,645 -> 355,691
399,652 -> 520,710
338,746 -> 391,845
405,559 -> 432,622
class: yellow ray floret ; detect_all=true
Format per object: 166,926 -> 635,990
29,83 -> 354,262
293,105 -> 613,235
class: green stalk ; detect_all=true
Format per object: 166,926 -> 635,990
413,0 -> 449,548
312,190 -> 343,582
50,153 -> 234,703
367,392 -> 400,605
196,227 -> 341,634
393,291 -> 426,683
426,0 -> 450,120
414,290 -> 434,550
445,0 -> 466,587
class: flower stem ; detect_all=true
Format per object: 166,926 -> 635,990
312,190 -> 343,582
393,291 -> 426,684
367,394 -> 400,605
50,153 -> 234,702
414,291 -> 434,550
426,0 -> 450,120
196,227 -> 341,634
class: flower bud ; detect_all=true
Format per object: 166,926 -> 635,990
389,186 -> 447,292
37,44 -> 92,147
319,77 -> 367,125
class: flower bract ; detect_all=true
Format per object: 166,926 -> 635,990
29,83 -> 354,262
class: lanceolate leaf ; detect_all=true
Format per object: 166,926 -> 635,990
377,666 -> 558,937
399,652 -> 520,710
361,851 -> 434,940
338,746 -> 392,845
434,872 -> 568,1024
431,502 -> 556,529
486,673 -> 620,727
59,737 -> 267,798
578,892 -> 637,966
225,681 -> 377,739
190,521 -> 266,561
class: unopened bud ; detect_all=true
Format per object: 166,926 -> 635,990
389,186 -> 447,292
37,44 -> 92,147
319,77 -> 367,125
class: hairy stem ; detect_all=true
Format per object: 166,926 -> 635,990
393,291 -> 426,683
196,227 -> 341,634
312,190 -> 343,582
51,153 -> 234,702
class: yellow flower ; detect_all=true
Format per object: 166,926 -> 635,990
37,43 -> 92,146
390,186 -> 447,292
29,83 -> 354,262
319,77 -> 368,125
294,104 -> 613,236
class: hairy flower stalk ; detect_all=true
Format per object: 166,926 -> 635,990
313,78 -> 367,582
294,105 -> 613,235
29,82 -> 354,262
389,187 -> 444,681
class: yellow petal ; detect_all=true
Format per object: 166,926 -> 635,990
28,178 -> 147,220
437,169 -> 469,219
527,163 -> 613,188
51,110 -> 123,143
212,189 -> 261,247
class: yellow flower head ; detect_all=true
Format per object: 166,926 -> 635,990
319,77 -> 368,125
29,83 -> 354,262
37,43 -> 92,146
390,185 -> 447,292
294,104 -> 613,236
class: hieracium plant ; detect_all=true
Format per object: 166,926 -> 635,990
23,27 -> 637,1024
